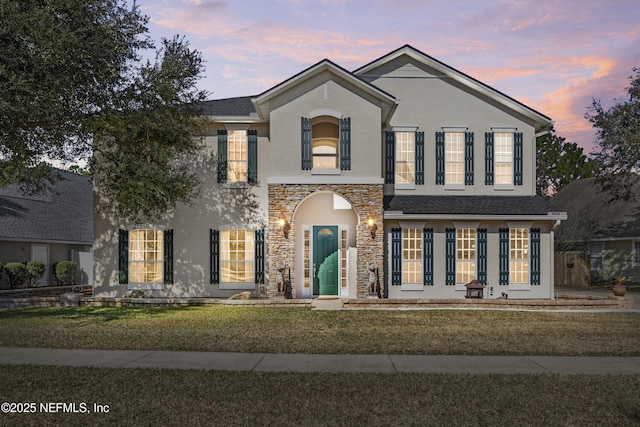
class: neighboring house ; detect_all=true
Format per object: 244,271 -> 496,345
552,178 -> 640,282
93,45 -> 566,299
0,169 -> 93,287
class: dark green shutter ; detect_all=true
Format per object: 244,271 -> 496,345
210,229 -> 220,284
248,129 -> 258,183
423,228 -> 433,286
415,131 -> 424,185
340,117 -> 351,170
531,228 -> 541,285
217,129 -> 228,183
255,229 -> 265,284
514,132 -> 523,185
435,132 -> 445,185
301,117 -> 312,170
485,132 -> 494,185
163,229 -> 174,285
477,229 -> 487,285
391,228 -> 402,285
499,228 -> 509,285
465,132 -> 474,185
385,131 -> 395,183
445,228 -> 456,285
118,229 -> 128,284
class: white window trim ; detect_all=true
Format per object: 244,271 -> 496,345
445,131 -> 465,187
508,227 -> 531,291
311,168 -> 341,175
219,228 -> 255,288
127,227 -> 164,290
400,226 -> 423,291
493,131 -> 514,188
394,130 -> 416,189
454,228 -> 478,291
445,183 -> 465,191
128,283 -> 164,291
227,129 -> 248,184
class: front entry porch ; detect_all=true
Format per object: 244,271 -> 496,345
267,184 -> 384,300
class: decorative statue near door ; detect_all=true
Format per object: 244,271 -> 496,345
367,263 -> 380,298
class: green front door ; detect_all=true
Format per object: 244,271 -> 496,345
313,226 -> 339,296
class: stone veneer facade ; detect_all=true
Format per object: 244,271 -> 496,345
268,184 -> 384,299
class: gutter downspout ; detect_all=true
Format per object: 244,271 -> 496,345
550,219 -> 562,300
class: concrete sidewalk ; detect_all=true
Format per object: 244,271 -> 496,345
1,347 -> 639,375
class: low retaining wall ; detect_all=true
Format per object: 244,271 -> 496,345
83,297 -> 313,308
0,292 -> 633,310
343,294 -> 634,310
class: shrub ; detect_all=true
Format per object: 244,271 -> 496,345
55,261 -> 79,286
26,260 -> 46,287
4,263 -> 30,289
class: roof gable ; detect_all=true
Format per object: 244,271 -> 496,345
252,59 -> 398,124
354,45 -> 552,132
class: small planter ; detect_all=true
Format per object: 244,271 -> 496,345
612,284 -> 627,297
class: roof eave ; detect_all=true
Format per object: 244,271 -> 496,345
253,60 -> 397,122
355,45 -> 553,131
384,212 -> 568,221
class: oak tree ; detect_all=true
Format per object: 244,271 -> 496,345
587,67 -> 640,201
0,1 -> 209,220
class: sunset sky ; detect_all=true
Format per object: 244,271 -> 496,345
139,0 -> 640,152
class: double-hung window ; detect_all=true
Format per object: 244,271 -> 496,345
499,227 -> 539,289
494,133 -> 513,185
391,227 -> 433,290
220,229 -> 255,283
509,228 -> 529,284
445,132 -> 465,185
402,228 -> 423,285
456,228 -> 477,285
129,229 -> 163,284
385,129 -> 424,187
118,228 -> 174,288
437,130 -> 473,186
446,226 -> 485,288
301,116 -> 351,171
218,129 -> 258,184
210,228 -> 265,289
396,132 -> 415,185
227,130 -> 248,183
485,130 -> 523,187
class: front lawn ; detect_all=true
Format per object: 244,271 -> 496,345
1,306 -> 638,356
1,365 -> 639,427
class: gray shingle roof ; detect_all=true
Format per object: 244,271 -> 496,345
0,170 -> 93,244
552,178 -> 640,240
199,96 -> 256,116
384,195 -> 562,215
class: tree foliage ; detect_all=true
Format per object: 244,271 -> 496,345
4,263 -> 30,289
536,128 -> 597,197
0,1 -> 209,220
26,260 -> 46,287
587,67 -> 640,202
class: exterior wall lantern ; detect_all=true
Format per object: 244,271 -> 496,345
465,279 -> 485,299
367,217 -> 377,239
278,215 -> 290,239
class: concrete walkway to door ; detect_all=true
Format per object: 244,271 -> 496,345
1,347 -> 639,375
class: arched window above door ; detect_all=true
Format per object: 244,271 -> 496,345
312,117 -> 339,169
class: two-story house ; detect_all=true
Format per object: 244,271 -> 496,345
93,45 -> 566,300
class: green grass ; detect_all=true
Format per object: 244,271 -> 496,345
2,307 -> 639,426
1,306 -> 639,355
1,365 -> 639,427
